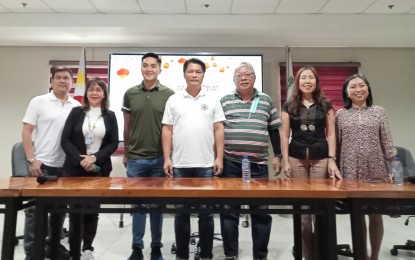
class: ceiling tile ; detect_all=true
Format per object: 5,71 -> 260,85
0,0 -> 53,13
320,0 -> 374,13
42,0 -> 97,13
90,0 -> 142,13
231,0 -> 279,14
365,0 -> 415,13
138,0 -> 186,13
276,0 -> 328,14
187,0 -> 232,14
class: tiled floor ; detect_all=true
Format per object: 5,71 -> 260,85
2,211 -> 415,259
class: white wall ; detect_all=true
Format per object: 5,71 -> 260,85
1,46 -> 414,177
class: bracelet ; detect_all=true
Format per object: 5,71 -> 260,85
274,154 -> 282,158
328,155 -> 336,161
91,155 -> 97,162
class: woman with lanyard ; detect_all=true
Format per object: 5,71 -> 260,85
281,66 -> 341,260
61,77 -> 118,260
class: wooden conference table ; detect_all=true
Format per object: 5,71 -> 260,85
333,180 -> 415,260
10,177 -> 345,260
4,177 -> 415,260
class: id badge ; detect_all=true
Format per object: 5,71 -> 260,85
85,131 -> 94,144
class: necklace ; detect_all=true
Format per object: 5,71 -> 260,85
85,110 -> 102,145
302,99 -> 314,109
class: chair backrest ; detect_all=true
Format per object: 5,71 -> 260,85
395,146 -> 415,177
11,142 -> 30,177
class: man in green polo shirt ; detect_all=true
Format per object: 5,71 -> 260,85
122,52 -> 174,260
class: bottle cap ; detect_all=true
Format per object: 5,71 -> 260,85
243,155 -> 249,159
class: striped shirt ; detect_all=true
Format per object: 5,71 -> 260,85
220,89 -> 282,164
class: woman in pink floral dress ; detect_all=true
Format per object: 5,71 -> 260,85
336,73 -> 397,260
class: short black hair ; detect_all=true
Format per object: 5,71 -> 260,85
342,73 -> 374,109
183,58 -> 206,74
51,66 -> 73,80
142,52 -> 162,67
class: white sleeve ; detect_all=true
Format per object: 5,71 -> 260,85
22,97 -> 39,126
161,95 -> 174,125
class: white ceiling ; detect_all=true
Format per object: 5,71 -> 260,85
0,0 -> 414,47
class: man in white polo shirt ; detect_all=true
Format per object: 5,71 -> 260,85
22,67 -> 81,260
162,58 -> 225,260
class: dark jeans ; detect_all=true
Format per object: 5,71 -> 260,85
127,156 -> 165,250
219,159 -> 272,259
173,167 -> 214,259
24,165 -> 66,257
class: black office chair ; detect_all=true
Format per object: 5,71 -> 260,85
390,146 -> 415,256
170,207 -> 222,260
11,142 -> 30,178
171,231 -> 222,260
11,142 -> 30,245
172,207 -> 247,259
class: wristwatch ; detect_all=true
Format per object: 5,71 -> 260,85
27,158 -> 35,164
328,155 -> 336,161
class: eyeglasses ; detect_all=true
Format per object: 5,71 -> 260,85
234,73 -> 255,79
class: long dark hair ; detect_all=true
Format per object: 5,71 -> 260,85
342,73 -> 373,109
288,66 -> 332,115
82,77 -> 109,114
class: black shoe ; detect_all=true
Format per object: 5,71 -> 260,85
128,248 -> 144,260
150,246 -> 163,260
45,242 -> 70,260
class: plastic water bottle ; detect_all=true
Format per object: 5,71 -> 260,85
391,157 -> 404,185
242,155 -> 251,183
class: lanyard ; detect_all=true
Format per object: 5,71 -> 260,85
250,97 -> 259,113
87,112 -> 102,131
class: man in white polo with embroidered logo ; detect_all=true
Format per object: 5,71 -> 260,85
162,58 -> 225,260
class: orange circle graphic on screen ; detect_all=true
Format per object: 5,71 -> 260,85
117,68 -> 129,78
212,63 -> 217,67
163,62 -> 170,69
178,58 -> 187,64
219,67 -> 225,72
205,63 -> 210,69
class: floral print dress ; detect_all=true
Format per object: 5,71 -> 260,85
335,105 -> 397,183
